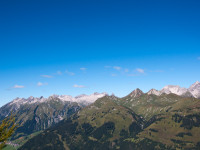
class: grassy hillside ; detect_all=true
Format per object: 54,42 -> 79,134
137,98 -> 200,149
17,94 -> 200,149
18,96 -> 169,150
117,93 -> 195,120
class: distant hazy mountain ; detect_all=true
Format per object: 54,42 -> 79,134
2,92 -> 107,110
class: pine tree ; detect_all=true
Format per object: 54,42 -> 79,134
0,114 -> 18,149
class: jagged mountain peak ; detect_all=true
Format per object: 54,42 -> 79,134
190,81 -> 200,88
109,93 -> 118,100
4,92 -> 107,110
49,94 -> 59,99
147,81 -> 200,98
28,96 -> 34,99
93,92 -> 103,95
130,88 -> 144,98
160,85 -> 188,95
40,96 -> 44,99
189,81 -> 200,98
194,80 -> 200,84
147,89 -> 161,96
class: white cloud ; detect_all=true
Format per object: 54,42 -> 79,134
41,75 -> 53,78
113,66 -> 121,70
136,68 -> 145,73
13,85 -> 25,89
80,67 -> 87,71
198,57 -> 200,60
73,84 -> 85,88
37,82 -> 48,87
66,70 -> 75,76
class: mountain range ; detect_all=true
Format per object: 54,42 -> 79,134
0,92 -> 106,147
147,81 -> 200,98
1,81 -> 200,149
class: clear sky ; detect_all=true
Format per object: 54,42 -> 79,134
0,0 -> 200,106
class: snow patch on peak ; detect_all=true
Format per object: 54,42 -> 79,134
58,95 -> 74,102
160,85 -> 188,95
8,92 -> 107,108
148,81 -> 200,98
75,94 -> 87,99
75,92 -> 107,105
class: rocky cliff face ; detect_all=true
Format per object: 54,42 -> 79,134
189,81 -> 200,98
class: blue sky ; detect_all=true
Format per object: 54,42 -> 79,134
0,0 -> 200,106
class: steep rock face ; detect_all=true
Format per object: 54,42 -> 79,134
180,91 -> 194,98
0,93 -> 106,119
160,85 -> 188,95
147,89 -> 161,96
10,99 -> 81,140
189,81 -> 200,98
129,88 -> 144,98
0,96 -> 46,118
